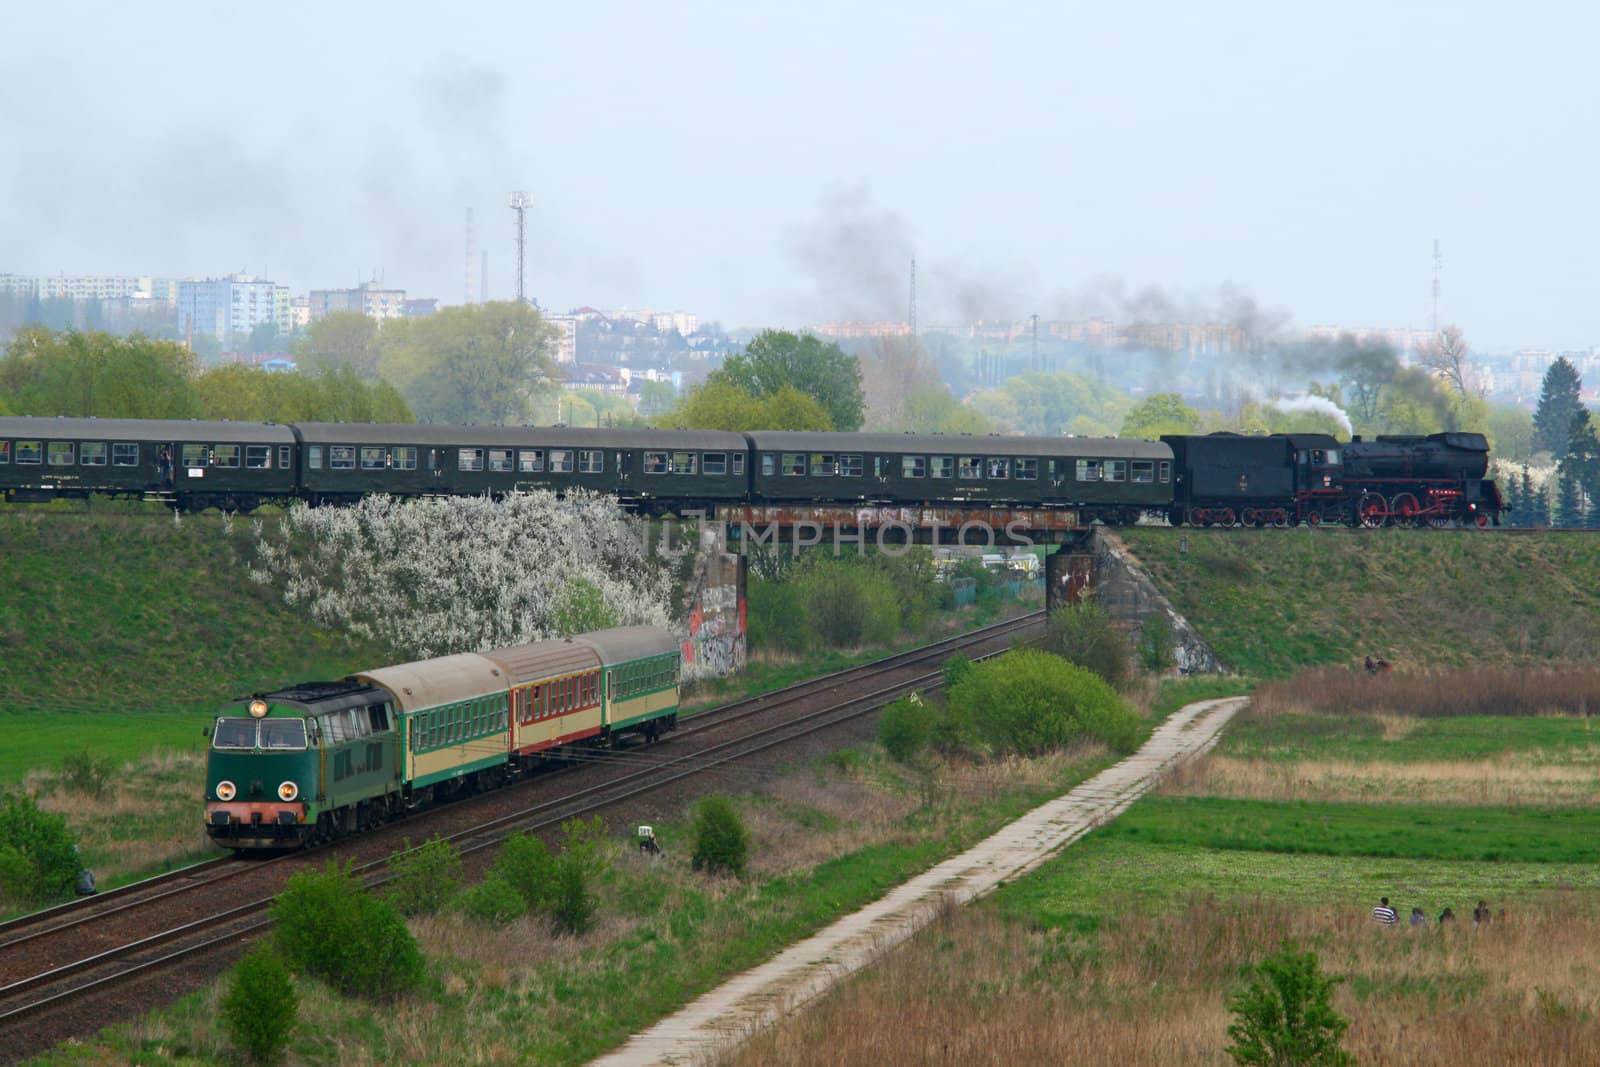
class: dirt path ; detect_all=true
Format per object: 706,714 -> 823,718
590,696 -> 1249,1067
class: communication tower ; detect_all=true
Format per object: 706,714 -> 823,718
510,191 -> 530,304
1431,238 -> 1442,334
908,258 -> 917,339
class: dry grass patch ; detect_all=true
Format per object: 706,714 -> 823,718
1253,666 -> 1600,718
1163,754 -> 1600,806
728,896 -> 1600,1067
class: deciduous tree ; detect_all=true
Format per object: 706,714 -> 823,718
656,379 -> 831,431
1120,393 -> 1201,439
713,330 -> 864,430
380,301 -> 558,425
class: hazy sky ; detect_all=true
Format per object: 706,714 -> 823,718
4,2 -> 1596,349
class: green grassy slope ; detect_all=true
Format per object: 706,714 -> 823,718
0,512 -> 394,774
1117,528 -> 1600,677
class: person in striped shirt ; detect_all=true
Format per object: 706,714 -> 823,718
1372,897 -> 1398,926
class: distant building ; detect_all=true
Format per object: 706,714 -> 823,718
309,282 -> 407,322
1306,325 -> 1433,360
813,321 -> 912,340
564,362 -> 628,394
652,311 -> 700,335
289,295 -> 311,330
403,298 -> 437,317
0,273 -> 181,304
177,275 -> 289,346
546,314 -> 578,364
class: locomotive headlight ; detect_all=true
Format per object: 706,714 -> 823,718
249,700 -> 269,718
216,780 -> 237,801
277,781 -> 299,802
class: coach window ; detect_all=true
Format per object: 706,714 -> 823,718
212,445 -> 240,469
112,443 -> 138,466
1159,460 -> 1171,483
246,445 -> 271,469
902,455 -> 927,478
760,454 -> 775,476
15,440 -> 40,464
958,456 -> 981,479
669,451 -> 696,475
987,457 -> 1010,479
393,446 -> 418,470
809,453 -> 838,476
307,445 -> 323,470
360,446 -> 387,470
517,449 -> 544,473
732,453 -> 746,476
780,452 -> 805,476
550,449 -> 574,473
458,448 -> 485,472
47,442 -> 74,466
278,445 -> 292,470
182,443 -> 208,468
1131,460 -> 1155,483
579,449 -> 604,474
841,454 -> 864,477
1075,459 -> 1101,482
0,441 -> 10,464
489,448 -> 514,473
644,451 -> 667,474
931,455 -> 954,478
702,452 -> 727,476
1105,460 -> 1128,482
80,442 -> 107,466
1015,458 -> 1038,480
329,445 -> 355,471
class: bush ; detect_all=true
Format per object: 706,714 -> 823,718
747,577 -> 809,652
0,792 -> 82,905
1225,940 -> 1351,1066
942,653 -> 975,691
492,832 -> 559,911
877,693 -> 934,763
691,794 -> 749,878
456,875 -> 527,925
551,856 -> 596,935
60,751 -> 115,798
221,946 -> 298,1063
386,836 -> 463,916
945,648 -> 1143,756
798,559 -> 900,648
1045,600 -> 1132,689
270,861 -> 425,998
1138,612 -> 1174,674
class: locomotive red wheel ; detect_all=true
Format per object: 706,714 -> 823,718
1358,492 -> 1388,528
1307,511 -> 1322,528
1391,492 -> 1421,527
1474,513 -> 1490,528
1242,507 -> 1260,527
1218,507 -> 1236,527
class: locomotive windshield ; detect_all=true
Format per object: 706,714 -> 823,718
211,717 -> 308,750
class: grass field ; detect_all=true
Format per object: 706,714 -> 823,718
1117,528 -> 1600,676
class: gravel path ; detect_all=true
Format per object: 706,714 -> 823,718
591,695 -> 1249,1067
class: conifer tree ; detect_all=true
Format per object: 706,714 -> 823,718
1533,357 -> 1584,458
1522,466 -> 1546,527
1556,472 -> 1584,528
1501,470 -> 1523,527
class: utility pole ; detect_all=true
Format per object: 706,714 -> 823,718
908,258 -> 917,339
1031,313 -> 1039,372
1431,238 -> 1442,335
464,208 -> 475,304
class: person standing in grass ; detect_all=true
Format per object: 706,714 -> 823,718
1474,900 -> 1492,926
1372,897 -> 1398,926
1439,907 -> 1456,925
1409,906 -> 1427,928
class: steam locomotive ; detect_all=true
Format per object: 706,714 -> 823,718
0,416 -> 1500,528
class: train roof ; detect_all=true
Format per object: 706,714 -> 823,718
744,431 -> 1171,459
572,625 -> 680,665
0,416 -> 295,443
480,638 -> 603,686
293,422 -> 746,450
353,652 -> 507,712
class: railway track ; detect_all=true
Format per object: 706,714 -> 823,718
0,610 -> 1042,1061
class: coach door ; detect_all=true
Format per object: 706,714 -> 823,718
617,450 -> 632,486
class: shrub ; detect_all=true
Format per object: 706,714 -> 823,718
1225,940 -> 1351,1066
747,577 -> 810,652
877,693 -> 934,763
0,792 -> 82,905
221,945 -> 298,1063
456,875 -> 527,925
798,559 -> 900,648
492,832 -> 559,911
945,648 -> 1143,756
1045,600 -> 1132,689
691,794 -> 749,878
942,653 -> 975,691
551,856 -> 596,935
1138,612 -> 1174,674
270,861 -> 425,998
386,836 -> 463,916
60,751 -> 116,798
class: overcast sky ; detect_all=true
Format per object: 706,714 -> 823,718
3,1 -> 1595,350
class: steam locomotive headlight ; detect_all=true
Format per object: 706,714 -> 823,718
216,780 -> 237,801
277,780 -> 299,802
249,700 -> 269,718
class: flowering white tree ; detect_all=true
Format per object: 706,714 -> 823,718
246,492 -> 675,660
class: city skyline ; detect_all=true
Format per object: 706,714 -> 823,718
4,2 -> 1598,351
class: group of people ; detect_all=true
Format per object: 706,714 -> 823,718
1372,896 -> 1498,928
1363,654 -> 1393,675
